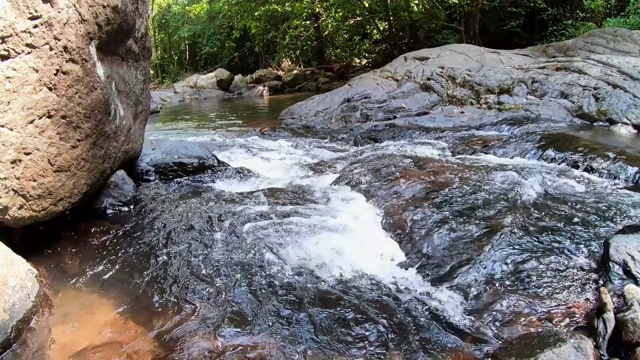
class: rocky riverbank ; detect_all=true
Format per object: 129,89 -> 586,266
150,65 -> 356,114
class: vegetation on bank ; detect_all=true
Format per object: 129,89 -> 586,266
149,0 -> 640,84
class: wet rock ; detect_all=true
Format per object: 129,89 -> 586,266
486,330 -> 598,360
536,130 -> 640,187
280,28 -> 639,132
252,69 -> 281,84
0,242 -> 41,353
134,140 -> 231,182
602,225 -> 640,289
263,80 -> 285,95
92,170 -> 137,213
243,85 -> 269,97
0,0 -> 152,227
282,71 -> 307,88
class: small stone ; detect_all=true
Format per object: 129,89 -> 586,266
92,170 -> 137,213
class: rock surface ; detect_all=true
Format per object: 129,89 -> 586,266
0,241 -> 40,354
230,74 -> 250,93
0,0 -> 152,227
617,293 -> 640,347
133,140 -> 234,182
602,224 -> 640,289
252,69 -> 281,84
91,170 -> 137,213
195,68 -> 234,92
486,330 -> 598,360
282,71 -> 307,88
279,28 -> 640,132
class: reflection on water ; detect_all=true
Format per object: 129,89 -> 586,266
148,93 -> 314,132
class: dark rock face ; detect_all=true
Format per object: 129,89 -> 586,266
602,225 -> 640,290
0,242 -> 41,354
133,140 -> 256,183
0,0 -> 152,227
92,170 -> 137,213
134,140 -> 232,182
280,28 -> 639,133
486,330 -> 597,360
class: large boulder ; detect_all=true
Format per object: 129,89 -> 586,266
0,241 -> 41,354
279,28 -> 640,132
486,330 -> 598,360
195,68 -> 234,92
252,69 -> 281,84
0,0 -> 151,227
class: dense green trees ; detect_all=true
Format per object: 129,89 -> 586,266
149,0 -> 639,84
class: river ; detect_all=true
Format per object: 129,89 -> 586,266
24,94 -> 640,359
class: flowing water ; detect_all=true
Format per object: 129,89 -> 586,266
23,94 -> 640,359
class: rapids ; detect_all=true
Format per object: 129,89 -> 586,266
24,94 -> 640,359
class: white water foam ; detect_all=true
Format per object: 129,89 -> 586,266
198,135 -> 470,324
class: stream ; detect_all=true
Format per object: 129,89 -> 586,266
24,94 -> 640,359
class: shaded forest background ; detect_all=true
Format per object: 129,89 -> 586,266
150,0 -> 640,83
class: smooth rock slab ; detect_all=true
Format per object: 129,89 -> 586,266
0,242 -> 40,354
280,28 -> 640,132
486,330 -> 598,360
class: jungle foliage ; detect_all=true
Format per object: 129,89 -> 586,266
149,0 -> 640,83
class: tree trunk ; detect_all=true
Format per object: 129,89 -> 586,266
150,0 -> 162,83
383,0 -> 399,56
311,0 -> 327,65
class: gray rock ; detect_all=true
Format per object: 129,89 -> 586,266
174,74 -> 201,93
212,68 -> 234,92
295,81 -> 320,93
194,73 -> 218,90
92,170 -> 137,213
252,69 -> 281,84
195,69 -> 234,92
0,242 -> 40,353
486,329 -> 598,360
602,224 -> 640,289
617,300 -> 640,347
0,0 -> 152,227
282,71 -> 307,88
150,90 -> 176,113
280,28 -> 640,132
318,77 -> 332,85
263,80 -> 285,95
134,140 -> 231,182
230,74 -> 250,93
